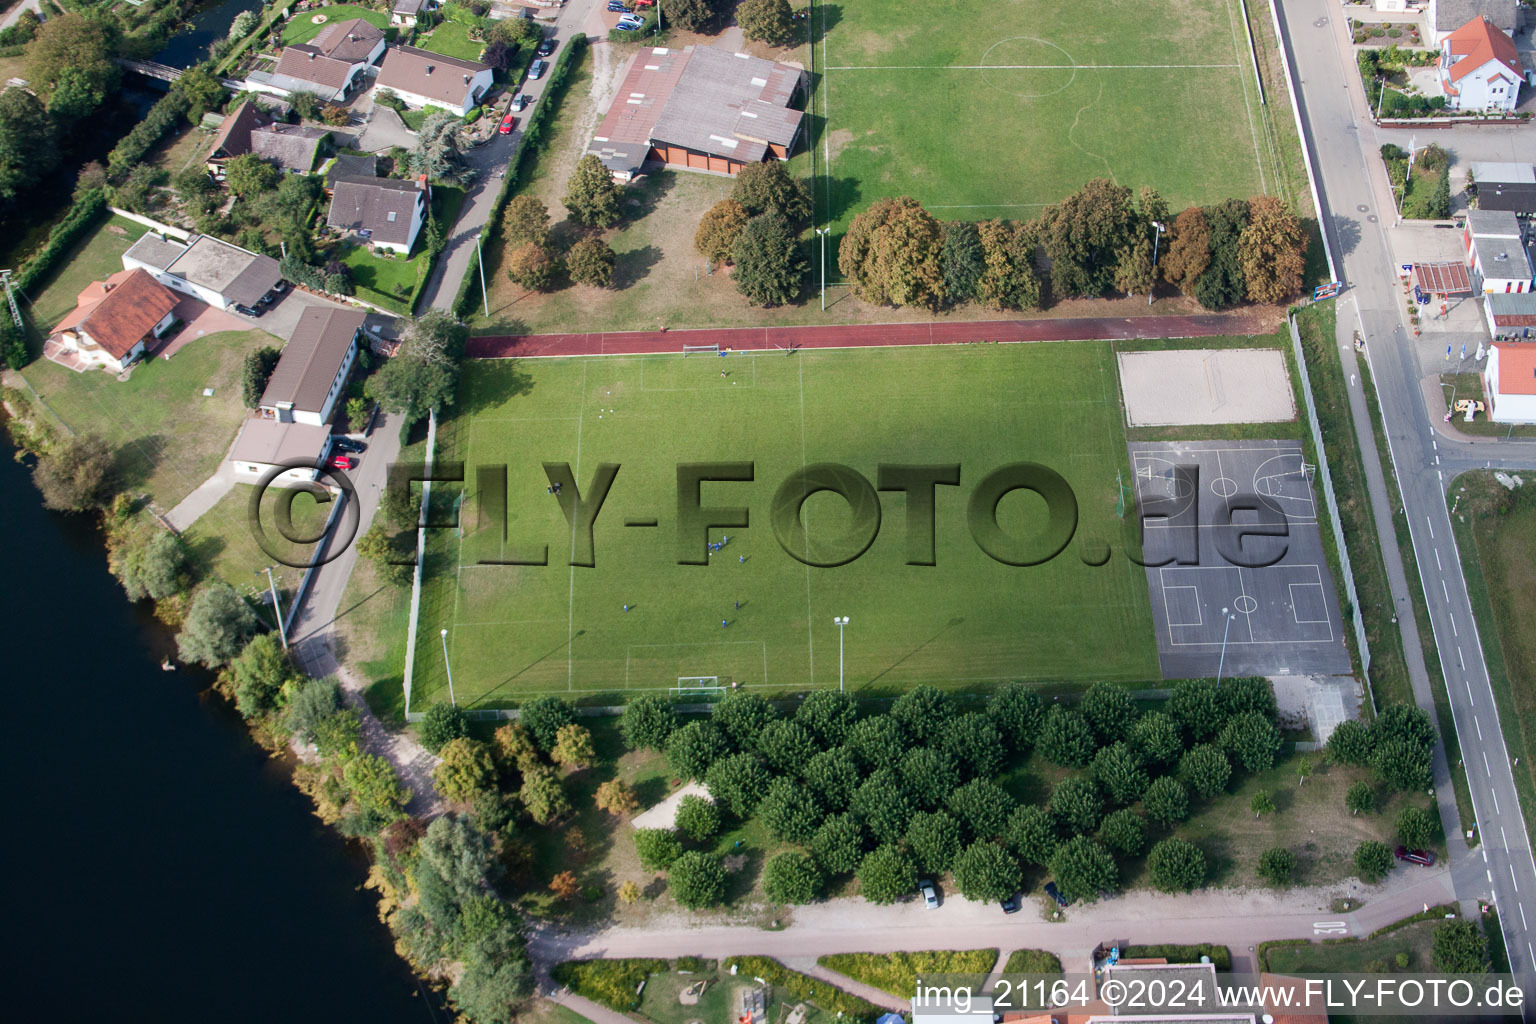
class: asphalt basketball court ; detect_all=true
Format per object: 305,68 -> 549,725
1128,440 -> 1352,679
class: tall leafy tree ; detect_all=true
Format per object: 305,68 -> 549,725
1051,776 -> 1103,833
1147,837 -> 1207,892
852,767 -> 915,843
1038,178 -> 1140,297
1129,711 -> 1184,770
939,713 -> 1004,779
1006,804 -> 1058,866
176,582 -> 260,668
856,844 -> 917,905
941,221 -> 985,305
732,160 -> 812,221
947,778 -> 1015,841
705,752 -> 771,817
1159,206 -> 1212,294
506,240 -> 558,291
1092,742 -> 1149,806
811,813 -> 865,875
1179,744 -> 1232,799
758,776 -> 824,844
715,690 -> 777,748
975,219 -> 1042,310
796,690 -> 858,746
563,154 -> 623,228
838,196 -> 946,309
1038,705 -> 1097,768
1143,776 -> 1190,826
763,851 -> 824,904
661,0 -> 720,31
1219,712 -> 1283,774
503,194 -> 551,247
1169,679 -> 1222,742
1098,808 -> 1146,857
952,841 -> 1022,903
988,684 -> 1045,752
567,236 -> 615,288
365,311 -> 468,426
435,738 -> 498,804
25,13 -> 119,125
620,695 -> 677,751
674,794 -> 721,841
731,212 -> 806,306
695,198 -> 751,264
1193,198 -> 1249,310
737,0 -> 798,48
1081,681 -> 1140,743
114,530 -> 187,601
847,714 -> 905,769
905,811 -> 964,875
804,747 -> 860,810
1049,836 -> 1117,902
899,747 -> 961,810
410,111 -> 475,183
891,685 -> 954,745
669,851 -> 727,908
668,720 -> 730,780
0,88 -> 57,202
520,696 -> 577,752
1239,196 -> 1306,304
33,433 -> 114,512
242,346 -> 281,408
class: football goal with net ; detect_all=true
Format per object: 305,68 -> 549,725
671,676 -> 726,699
681,344 -> 720,357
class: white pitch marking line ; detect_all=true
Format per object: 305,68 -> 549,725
825,63 -> 1243,70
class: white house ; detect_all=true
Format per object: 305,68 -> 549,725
43,268 -> 179,374
326,175 -> 428,254
1427,0 -> 1519,48
1483,342 -> 1536,422
1438,15 -> 1523,112
376,45 -> 493,116
123,233 -> 284,310
257,18 -> 386,103
229,419 -> 336,485
258,307 -> 365,427
1464,209 -> 1533,293
391,0 -> 436,27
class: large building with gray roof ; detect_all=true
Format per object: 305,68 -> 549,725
586,45 -> 807,180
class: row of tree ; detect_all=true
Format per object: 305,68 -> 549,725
837,183 -> 1309,312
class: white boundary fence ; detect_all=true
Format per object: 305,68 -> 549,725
1289,313 -> 1372,683
401,409 -> 437,721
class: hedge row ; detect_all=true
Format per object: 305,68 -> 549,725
1121,944 -> 1231,971
451,33 -> 587,318
107,88 -> 191,182
550,958 -> 668,1011
1368,903 -> 1458,940
14,189 -> 108,297
818,950 -> 998,999
722,956 -> 883,1023
1002,949 -> 1064,974
1254,939 -> 1308,972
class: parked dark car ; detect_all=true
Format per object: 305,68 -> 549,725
536,37 -> 557,56
1394,845 -> 1436,867
234,303 -> 263,317
1044,881 -> 1069,908
1000,893 -> 1021,914
332,437 -> 367,454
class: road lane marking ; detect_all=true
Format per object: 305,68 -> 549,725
1528,942 -> 1533,967
1451,614 -> 1458,637
1513,865 -> 1521,893
1427,516 -> 1435,539
1505,827 -> 1511,851
1521,905 -> 1528,930
1486,751 -> 1494,776
1438,470 -> 1444,482
1486,848 -> 1491,862
1436,455 -> 1441,465
1435,549 -> 1442,570
1443,579 -> 1451,601
1494,788 -> 1501,813
1490,869 -> 1496,883
1312,920 -> 1348,935
1468,679 -> 1477,704
1478,717 -> 1484,740
1459,646 -> 1465,670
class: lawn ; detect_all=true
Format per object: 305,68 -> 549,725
817,951 -> 998,998
417,22 -> 484,62
1438,373 -> 1536,438
18,330 -> 285,509
339,185 -> 462,313
409,342 -> 1157,707
808,0 -> 1287,233
280,4 -> 387,46
636,963 -> 834,1024
1452,474 -> 1536,851
23,215 -> 152,329
1262,916 -> 1448,973
179,483 -> 332,607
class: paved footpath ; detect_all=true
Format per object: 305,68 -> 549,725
466,312 -> 1271,359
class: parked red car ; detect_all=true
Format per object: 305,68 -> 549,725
499,112 -> 517,135
329,454 -> 356,471
1394,845 -> 1436,867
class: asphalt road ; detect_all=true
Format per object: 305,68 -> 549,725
1279,0 -> 1536,993
419,0 -> 603,312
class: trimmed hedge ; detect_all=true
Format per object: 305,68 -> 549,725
723,956 -> 883,1024
1002,949 -> 1063,974
1122,944 -> 1231,971
107,88 -> 191,182
551,958 -> 668,1011
1255,939 -> 1308,971
1369,903 -> 1458,940
13,190 -> 108,297
451,33 -> 587,318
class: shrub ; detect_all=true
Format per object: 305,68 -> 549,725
418,701 -> 469,753
551,959 -> 667,1011
634,828 -> 682,870
1355,840 -> 1394,883
763,850 -> 823,904
669,851 -> 726,909
1147,838 -> 1207,893
1258,847 -> 1296,886
674,794 -> 721,842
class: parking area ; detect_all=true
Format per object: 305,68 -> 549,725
1129,440 -> 1353,679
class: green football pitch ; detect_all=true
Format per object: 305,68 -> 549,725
409,344 -> 1159,708
810,0 -> 1289,230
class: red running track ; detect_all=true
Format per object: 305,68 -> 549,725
465,312 -> 1266,359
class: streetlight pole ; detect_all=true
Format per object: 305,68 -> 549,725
1148,220 -> 1165,306
816,228 -> 828,311
1215,607 -> 1236,685
257,566 -> 287,649
833,616 -> 849,692
440,627 -> 457,706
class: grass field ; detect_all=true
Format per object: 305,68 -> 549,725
180,483 -> 330,604
417,22 -> 484,63
280,5 -> 387,46
411,343 -> 1157,707
809,0 -> 1286,231
24,216 -> 152,329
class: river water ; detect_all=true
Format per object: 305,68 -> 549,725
155,0 -> 266,68
2,449 -> 437,1022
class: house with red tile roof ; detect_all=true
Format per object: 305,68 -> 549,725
1438,16 -> 1524,111
44,269 -> 179,374
1485,341 -> 1536,421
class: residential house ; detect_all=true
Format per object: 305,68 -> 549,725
206,100 -> 330,177
44,268 -> 179,373
376,45 -> 493,116
910,995 -> 992,1024
263,19 -> 387,102
1486,292 -> 1536,338
1484,341 -> 1536,421
1427,0 -> 1518,48
123,233 -> 284,310
325,152 -> 378,195
391,0 -> 436,27
258,307 -> 365,426
205,100 -> 275,177
1463,208 -> 1533,292
1471,162 -> 1536,214
1438,15 -> 1523,111
586,45 -> 808,181
327,174 -> 429,254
